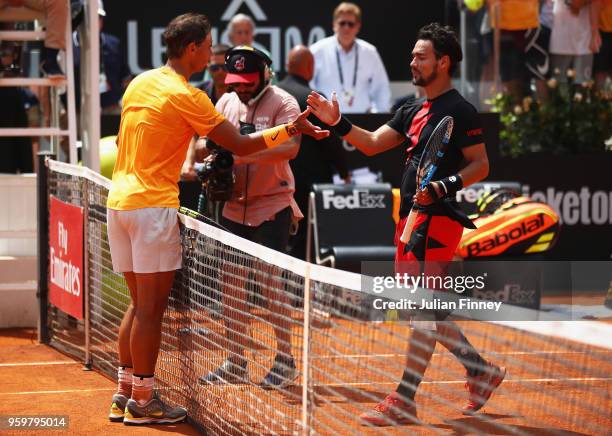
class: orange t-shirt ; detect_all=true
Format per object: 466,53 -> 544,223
600,0 -> 612,32
107,66 -> 225,210
490,0 -> 539,30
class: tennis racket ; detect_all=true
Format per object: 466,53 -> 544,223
399,115 -> 454,244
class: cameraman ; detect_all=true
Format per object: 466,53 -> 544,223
191,46 -> 302,389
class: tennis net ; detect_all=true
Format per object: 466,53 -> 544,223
40,157 -> 612,435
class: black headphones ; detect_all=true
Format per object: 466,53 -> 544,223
225,45 -> 273,105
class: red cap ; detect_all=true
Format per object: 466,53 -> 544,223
224,71 -> 259,85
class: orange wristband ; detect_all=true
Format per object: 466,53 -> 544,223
262,123 -> 297,148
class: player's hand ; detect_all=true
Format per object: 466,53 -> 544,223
306,91 -> 341,126
413,182 -> 443,206
292,107 -> 330,140
180,161 -> 197,181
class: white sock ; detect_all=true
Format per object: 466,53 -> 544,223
132,375 -> 155,406
117,366 -> 133,396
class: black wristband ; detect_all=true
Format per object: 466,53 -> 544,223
437,175 -> 464,198
333,115 -> 353,137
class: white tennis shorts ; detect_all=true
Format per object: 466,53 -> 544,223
107,207 -> 182,273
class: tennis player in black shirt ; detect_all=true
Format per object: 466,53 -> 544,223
307,23 -> 505,426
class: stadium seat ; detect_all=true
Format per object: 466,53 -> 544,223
307,184 -> 396,272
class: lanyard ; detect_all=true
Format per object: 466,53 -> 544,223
335,44 -> 358,92
241,89 -> 267,225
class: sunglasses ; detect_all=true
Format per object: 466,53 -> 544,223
337,20 -> 357,28
209,64 -> 227,72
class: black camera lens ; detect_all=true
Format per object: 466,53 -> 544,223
239,121 -> 256,136
214,152 -> 234,169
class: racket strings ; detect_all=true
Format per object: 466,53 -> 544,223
417,118 -> 453,187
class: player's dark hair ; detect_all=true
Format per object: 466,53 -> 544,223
163,13 -> 211,59
417,23 -> 463,75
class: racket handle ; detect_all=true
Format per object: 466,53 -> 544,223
399,208 -> 418,244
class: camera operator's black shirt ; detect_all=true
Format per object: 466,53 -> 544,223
387,89 -> 484,226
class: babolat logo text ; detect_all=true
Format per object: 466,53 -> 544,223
467,213 -> 545,256
321,189 -> 386,210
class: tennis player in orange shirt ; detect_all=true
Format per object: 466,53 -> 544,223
105,13 -> 328,425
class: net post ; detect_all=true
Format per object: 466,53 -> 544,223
301,263 -> 312,435
37,151 -> 55,344
82,177 -> 92,370
305,193 -> 314,263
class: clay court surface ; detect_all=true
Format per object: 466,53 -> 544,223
307,318 -> 612,435
2,315 -> 611,435
0,328 -> 198,435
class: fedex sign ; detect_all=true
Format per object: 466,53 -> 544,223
321,189 -> 386,210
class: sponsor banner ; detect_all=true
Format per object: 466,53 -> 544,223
48,196 -> 84,320
321,188 -> 386,210
311,183 -> 395,251
103,0 -> 445,81
522,186 -> 612,227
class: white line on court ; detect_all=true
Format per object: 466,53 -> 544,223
0,388 -> 115,395
317,377 -> 612,387
312,350 -> 612,359
0,361 -> 78,367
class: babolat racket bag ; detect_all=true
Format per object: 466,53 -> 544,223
456,189 -> 560,258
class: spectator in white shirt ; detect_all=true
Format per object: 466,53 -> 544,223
549,0 -> 598,84
309,2 -> 391,113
